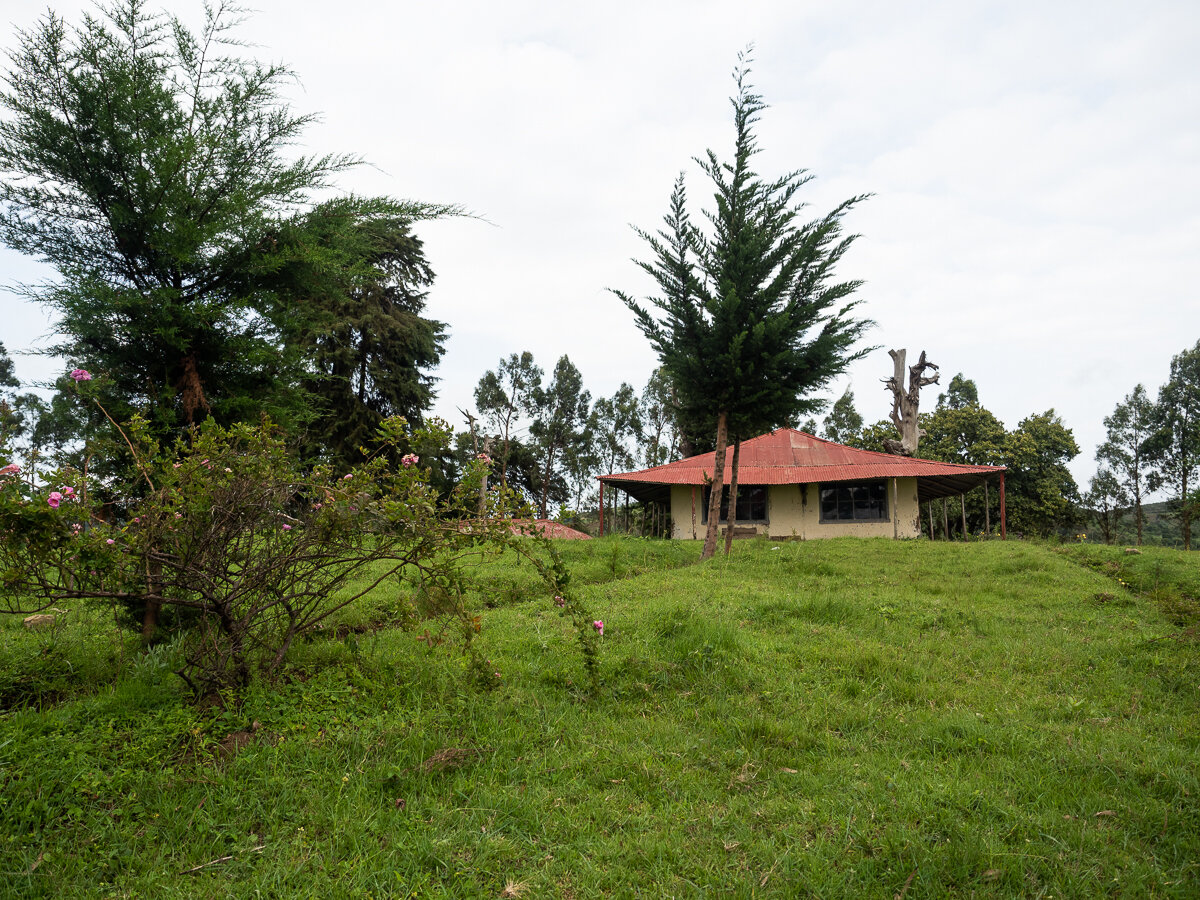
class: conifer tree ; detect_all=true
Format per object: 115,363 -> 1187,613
616,53 -> 871,559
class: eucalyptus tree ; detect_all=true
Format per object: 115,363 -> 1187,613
1147,341 -> 1200,548
593,382 -> 643,526
529,356 -> 591,519
474,352 -> 543,489
615,53 -> 871,559
1096,385 -> 1156,545
822,388 -> 864,445
640,368 -> 679,468
1085,468 -> 1129,545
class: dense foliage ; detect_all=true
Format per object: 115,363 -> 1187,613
0,1 -> 452,466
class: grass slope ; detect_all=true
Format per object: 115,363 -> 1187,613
1,538 -> 1197,898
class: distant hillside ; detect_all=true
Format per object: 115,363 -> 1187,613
1082,499 -> 1193,548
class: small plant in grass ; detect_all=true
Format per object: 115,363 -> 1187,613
1,382 -> 599,700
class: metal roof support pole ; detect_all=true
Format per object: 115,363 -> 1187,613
999,473 -> 1007,540
961,493 -> 968,538
691,486 -> 697,539
599,480 -> 605,537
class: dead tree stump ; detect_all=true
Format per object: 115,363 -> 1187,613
882,349 -> 939,456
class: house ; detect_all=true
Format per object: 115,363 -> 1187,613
598,428 -> 1006,540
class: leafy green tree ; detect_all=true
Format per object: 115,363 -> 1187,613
247,197 -> 447,467
936,373 -> 980,410
592,383 -> 643,529
640,368 -> 679,468
920,378 -> 1007,535
1146,342 -> 1200,549
1096,385 -> 1156,545
852,420 -> 897,453
1084,468 -> 1129,545
529,356 -> 591,519
474,352 -> 543,490
822,388 -> 864,445
1003,410 -> 1080,537
616,54 -> 870,559
0,342 -> 42,453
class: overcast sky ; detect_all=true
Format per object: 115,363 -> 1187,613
2,0 -> 1198,490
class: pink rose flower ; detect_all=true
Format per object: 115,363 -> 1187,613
593,620 -> 604,636
0,463 -> 20,476
476,453 -> 492,464
47,491 -> 63,508
343,474 -> 353,480
282,524 -> 292,531
70,368 -> 92,382
401,453 -> 419,468
106,538 -> 115,545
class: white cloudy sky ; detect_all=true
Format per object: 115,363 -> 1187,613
2,0 -> 1198,489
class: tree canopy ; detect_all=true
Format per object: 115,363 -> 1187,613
0,0 -> 452,457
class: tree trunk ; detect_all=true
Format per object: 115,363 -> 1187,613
538,446 -> 556,519
142,557 -> 162,643
701,411 -> 729,560
723,437 -> 742,556
1181,468 -> 1191,551
882,349 -> 939,456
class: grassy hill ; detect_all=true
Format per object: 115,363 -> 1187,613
2,538 -> 1197,897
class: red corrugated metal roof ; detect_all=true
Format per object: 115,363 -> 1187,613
599,428 -> 1004,486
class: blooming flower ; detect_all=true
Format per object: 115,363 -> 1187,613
282,524 -> 292,531
0,463 -> 19,477
106,538 -> 115,545
69,368 -> 92,382
47,491 -> 63,509
554,595 -> 565,608
343,474 -> 353,480
476,453 -> 492,464
173,463 -> 182,469
401,453 -> 419,468
593,620 -> 604,636
63,486 -> 76,498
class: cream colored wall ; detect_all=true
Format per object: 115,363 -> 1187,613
670,484 -> 700,539
669,478 -> 922,540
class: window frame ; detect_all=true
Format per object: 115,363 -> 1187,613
700,484 -> 770,524
818,480 -> 890,524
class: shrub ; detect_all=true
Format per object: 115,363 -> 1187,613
1,409 -> 597,700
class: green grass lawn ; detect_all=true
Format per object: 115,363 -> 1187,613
1,538 -> 1197,898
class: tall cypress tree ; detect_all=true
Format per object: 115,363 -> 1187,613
616,53 -> 871,559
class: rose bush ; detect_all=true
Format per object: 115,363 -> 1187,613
1,409 -> 598,700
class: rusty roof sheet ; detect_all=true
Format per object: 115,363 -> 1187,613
599,428 -> 1004,486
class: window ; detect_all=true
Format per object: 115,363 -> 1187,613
701,485 -> 769,523
819,481 -> 889,523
